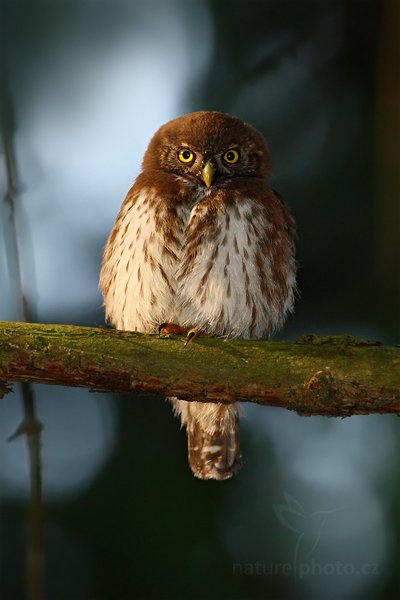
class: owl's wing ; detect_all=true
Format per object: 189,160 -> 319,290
272,187 -> 297,243
99,172 -> 185,332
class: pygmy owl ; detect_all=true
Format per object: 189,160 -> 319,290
100,111 -> 296,480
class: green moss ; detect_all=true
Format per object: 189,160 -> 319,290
0,322 -> 399,410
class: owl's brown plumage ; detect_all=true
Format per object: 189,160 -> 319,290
100,111 -> 296,480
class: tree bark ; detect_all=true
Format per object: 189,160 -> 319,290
0,321 -> 399,416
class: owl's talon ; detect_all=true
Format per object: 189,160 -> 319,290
184,328 -> 200,346
158,323 -> 168,337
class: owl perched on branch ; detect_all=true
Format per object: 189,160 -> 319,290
100,111 -> 296,480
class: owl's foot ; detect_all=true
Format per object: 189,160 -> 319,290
158,323 -> 200,346
158,323 -> 188,337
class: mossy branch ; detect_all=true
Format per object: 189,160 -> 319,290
0,321 -> 399,416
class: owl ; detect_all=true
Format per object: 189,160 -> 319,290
100,111 -> 296,480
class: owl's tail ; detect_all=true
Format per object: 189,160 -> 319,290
172,399 -> 242,480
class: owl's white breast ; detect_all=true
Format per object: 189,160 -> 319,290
176,198 -> 291,338
101,186 -> 295,339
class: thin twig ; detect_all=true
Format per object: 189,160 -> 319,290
0,52 -> 44,600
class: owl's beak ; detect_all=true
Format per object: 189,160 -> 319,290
201,158 -> 217,188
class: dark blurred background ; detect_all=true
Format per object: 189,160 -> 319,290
0,1 -> 399,599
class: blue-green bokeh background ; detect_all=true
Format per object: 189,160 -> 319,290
0,1 -> 399,599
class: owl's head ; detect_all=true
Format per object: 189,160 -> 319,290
142,111 -> 271,188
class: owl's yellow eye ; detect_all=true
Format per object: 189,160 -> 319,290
223,148 -> 240,164
178,148 -> 195,163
